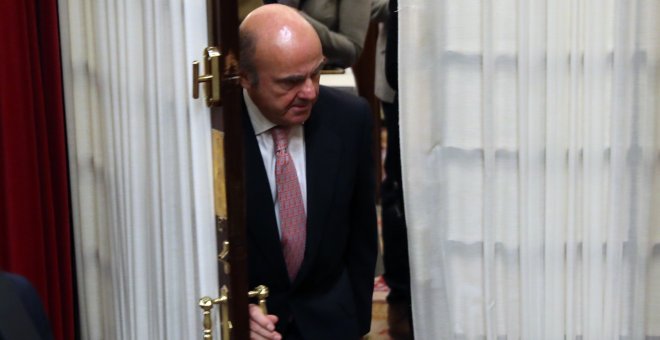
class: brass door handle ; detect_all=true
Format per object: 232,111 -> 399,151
199,285 -> 231,340
192,47 -> 221,106
199,285 -> 269,339
248,285 -> 269,314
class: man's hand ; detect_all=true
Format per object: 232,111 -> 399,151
249,303 -> 281,340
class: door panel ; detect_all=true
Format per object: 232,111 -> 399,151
194,0 -> 250,338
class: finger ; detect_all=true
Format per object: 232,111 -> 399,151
250,318 -> 275,338
249,317 -> 282,340
250,329 -> 268,340
249,304 -> 275,331
250,329 -> 282,340
267,314 -> 279,325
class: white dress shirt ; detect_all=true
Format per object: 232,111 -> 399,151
243,89 -> 307,237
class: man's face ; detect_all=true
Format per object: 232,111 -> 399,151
242,33 -> 325,127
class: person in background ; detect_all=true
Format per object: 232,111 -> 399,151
263,0 -> 371,68
372,0 -> 413,339
0,272 -> 53,340
239,4 -> 378,339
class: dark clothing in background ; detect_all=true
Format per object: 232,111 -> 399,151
0,272 -> 52,340
385,0 -> 398,91
380,0 -> 413,338
380,98 -> 410,306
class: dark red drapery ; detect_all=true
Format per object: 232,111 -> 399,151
0,0 -> 76,339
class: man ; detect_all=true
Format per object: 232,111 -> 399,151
239,4 -> 378,339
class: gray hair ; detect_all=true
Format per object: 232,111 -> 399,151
239,28 -> 259,86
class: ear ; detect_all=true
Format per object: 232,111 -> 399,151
239,72 -> 251,89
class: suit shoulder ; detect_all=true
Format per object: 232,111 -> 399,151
1,272 -> 36,297
316,86 -> 371,122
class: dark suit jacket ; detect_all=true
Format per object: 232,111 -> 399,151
0,272 -> 52,340
244,86 -> 378,339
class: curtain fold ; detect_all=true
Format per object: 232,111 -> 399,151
400,0 -> 659,338
58,0 -> 219,338
0,1 -> 76,339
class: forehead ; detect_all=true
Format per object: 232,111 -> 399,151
253,25 -> 322,76
260,54 -> 324,80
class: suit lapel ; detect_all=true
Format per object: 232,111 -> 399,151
292,105 -> 341,287
242,104 -> 289,282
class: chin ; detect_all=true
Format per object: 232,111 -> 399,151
289,115 -> 310,126
285,109 -> 311,125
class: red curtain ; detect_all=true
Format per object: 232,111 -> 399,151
0,0 -> 76,339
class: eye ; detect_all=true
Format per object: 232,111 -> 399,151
277,76 -> 305,89
278,80 -> 298,91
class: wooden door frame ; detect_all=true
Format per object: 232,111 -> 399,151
207,0 -> 250,338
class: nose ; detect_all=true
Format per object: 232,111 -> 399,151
298,77 -> 317,100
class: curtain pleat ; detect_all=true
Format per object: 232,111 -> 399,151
59,0 -> 218,338
0,0 -> 76,339
480,1 -> 496,338
400,0 -> 660,338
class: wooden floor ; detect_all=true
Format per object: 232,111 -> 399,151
366,276 -> 392,339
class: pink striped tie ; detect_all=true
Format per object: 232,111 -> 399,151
272,126 -> 306,281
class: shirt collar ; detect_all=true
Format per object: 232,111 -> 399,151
243,89 -> 276,136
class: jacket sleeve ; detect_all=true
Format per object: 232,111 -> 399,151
300,0 -> 371,68
370,0 -> 390,23
346,98 -> 378,335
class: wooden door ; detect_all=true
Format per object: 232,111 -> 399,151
193,0 -> 251,339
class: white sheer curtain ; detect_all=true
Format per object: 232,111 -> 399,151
399,0 -> 659,339
59,0 -> 219,338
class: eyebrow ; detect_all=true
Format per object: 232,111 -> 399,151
276,59 -> 327,84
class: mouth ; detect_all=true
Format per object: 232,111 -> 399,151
290,101 -> 312,111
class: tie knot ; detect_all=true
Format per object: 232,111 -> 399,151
271,126 -> 290,153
